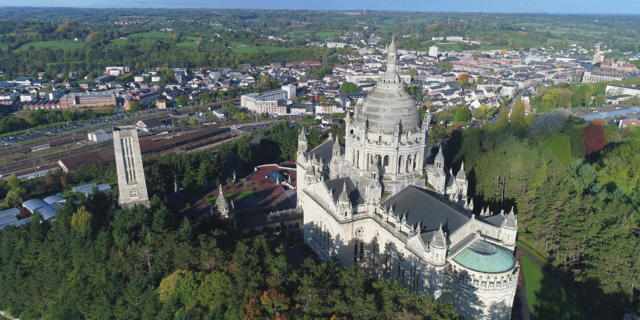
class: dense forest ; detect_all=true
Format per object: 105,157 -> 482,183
0,194 -> 458,319
438,107 -> 640,318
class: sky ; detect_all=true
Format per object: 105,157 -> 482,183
5,0 -> 640,14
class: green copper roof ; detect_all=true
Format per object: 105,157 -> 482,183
452,240 -> 515,274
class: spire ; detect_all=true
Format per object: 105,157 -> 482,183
431,224 -> 447,248
338,181 -> 350,204
298,127 -> 307,142
456,162 -> 466,180
384,35 -> 398,78
388,34 -> 396,54
503,207 -> 517,229
216,184 -> 230,217
435,144 -> 444,167
298,127 -> 308,154
332,138 -> 340,156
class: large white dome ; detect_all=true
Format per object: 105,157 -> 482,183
354,37 -> 420,133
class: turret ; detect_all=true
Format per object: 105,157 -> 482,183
331,137 -> 340,157
456,162 -> 466,181
336,181 -> 352,219
297,127 -> 308,157
454,162 -> 469,202
466,197 -> 474,211
386,35 -> 397,74
329,139 -> 342,179
434,144 -> 445,168
501,207 -> 518,247
216,184 -> 231,219
430,224 -> 448,266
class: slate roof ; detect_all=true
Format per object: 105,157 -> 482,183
382,185 -> 470,237
325,176 -> 363,205
307,139 -> 336,163
483,214 -> 505,227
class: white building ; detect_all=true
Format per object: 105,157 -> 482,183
281,84 -> 297,100
105,66 -> 126,76
296,37 -> 518,320
88,130 -> 113,143
240,89 -> 288,115
605,85 -> 640,97
429,46 -> 439,58
113,126 -> 149,207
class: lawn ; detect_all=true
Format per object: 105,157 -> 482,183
517,240 -> 548,263
176,41 -> 198,48
230,42 -> 292,54
520,255 -> 581,319
15,40 -> 84,52
315,31 -> 335,39
128,31 -> 172,39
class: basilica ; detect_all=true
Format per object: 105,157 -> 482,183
296,38 -> 519,319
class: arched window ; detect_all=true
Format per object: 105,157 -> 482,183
383,155 -> 389,166
398,155 -> 404,173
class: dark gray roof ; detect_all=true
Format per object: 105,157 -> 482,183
483,214 -> 505,227
307,139 -> 336,163
325,177 -> 363,205
383,185 -> 470,235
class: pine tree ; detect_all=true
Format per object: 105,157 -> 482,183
495,106 -> 509,130
510,98 -> 526,136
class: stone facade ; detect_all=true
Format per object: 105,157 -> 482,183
113,126 -> 150,207
296,37 -> 518,319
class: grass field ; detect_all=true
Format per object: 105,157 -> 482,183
517,240 -> 548,263
520,255 -> 581,319
176,41 -> 198,48
15,40 -> 84,52
315,31 -> 335,39
129,31 -> 173,39
230,41 -> 292,54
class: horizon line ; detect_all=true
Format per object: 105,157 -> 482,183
2,6 -> 640,16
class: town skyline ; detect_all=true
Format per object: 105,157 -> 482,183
4,1 -> 640,15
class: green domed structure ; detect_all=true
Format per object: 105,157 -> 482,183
452,240 -> 516,274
